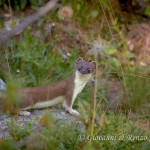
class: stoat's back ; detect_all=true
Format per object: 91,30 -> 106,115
19,80 -> 67,108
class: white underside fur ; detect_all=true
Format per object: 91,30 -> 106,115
21,96 -> 64,111
63,71 -> 92,116
20,96 -> 64,116
72,71 -> 92,106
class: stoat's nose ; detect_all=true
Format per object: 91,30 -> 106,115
82,70 -> 86,74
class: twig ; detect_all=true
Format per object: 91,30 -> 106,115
91,57 -> 98,136
0,0 -> 58,46
4,47 -> 12,80
0,125 -> 1,143
8,0 -> 13,22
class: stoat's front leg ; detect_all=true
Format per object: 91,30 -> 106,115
62,96 -> 80,116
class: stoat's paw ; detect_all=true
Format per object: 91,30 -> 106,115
67,108 -> 80,116
62,102 -> 80,116
19,111 -> 31,116
70,109 -> 80,116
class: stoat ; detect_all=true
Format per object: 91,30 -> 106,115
19,57 -> 96,116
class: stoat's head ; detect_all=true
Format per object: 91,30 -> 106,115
76,57 -> 96,75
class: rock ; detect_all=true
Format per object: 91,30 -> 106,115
0,78 -> 6,92
0,106 -> 85,139
1,19 -> 20,34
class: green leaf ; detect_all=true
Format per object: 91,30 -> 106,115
20,0 -> 27,9
37,18 -> 44,26
91,10 -> 98,18
103,47 -> 118,55
125,51 -> 135,59
108,57 -> 121,68
144,5 -> 150,16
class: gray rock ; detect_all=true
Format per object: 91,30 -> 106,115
0,106 -> 85,139
0,78 -> 6,91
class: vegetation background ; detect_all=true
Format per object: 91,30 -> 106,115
0,0 -> 150,149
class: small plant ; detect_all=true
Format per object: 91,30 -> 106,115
3,80 -> 22,115
6,118 -> 32,141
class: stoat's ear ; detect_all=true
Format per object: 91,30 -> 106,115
91,61 -> 96,70
76,57 -> 83,64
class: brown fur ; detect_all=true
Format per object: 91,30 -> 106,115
19,73 -> 75,108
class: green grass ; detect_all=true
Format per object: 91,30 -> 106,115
4,29 -> 80,87
121,67 -> 150,115
24,112 -> 150,150
1,111 -> 150,150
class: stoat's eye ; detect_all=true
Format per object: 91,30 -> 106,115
78,66 -> 83,70
87,68 -> 91,73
